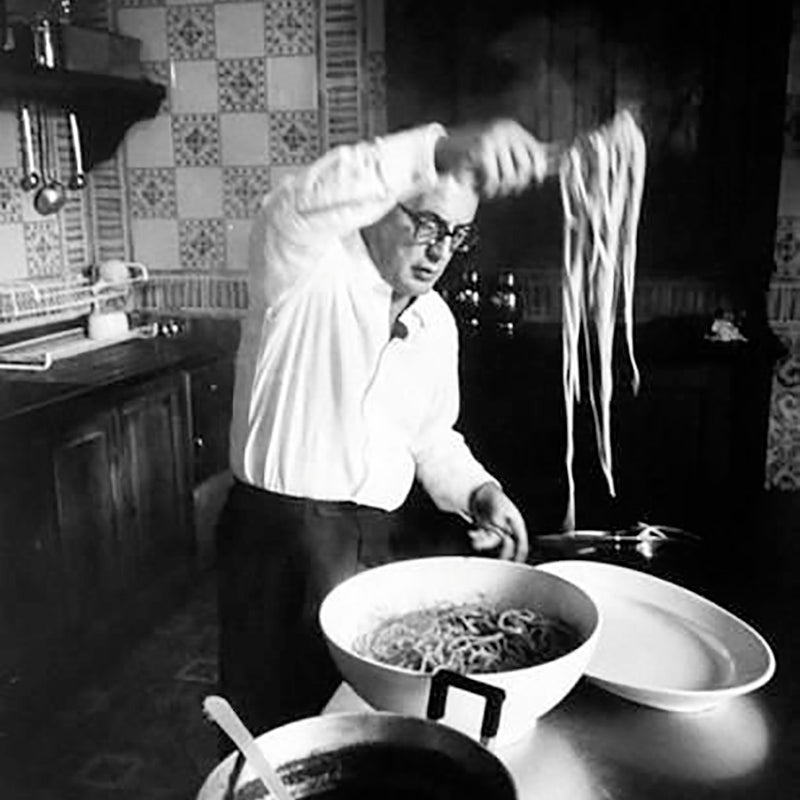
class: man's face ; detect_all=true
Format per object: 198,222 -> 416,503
364,180 -> 479,301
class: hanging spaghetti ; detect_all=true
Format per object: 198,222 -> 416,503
558,109 -> 646,531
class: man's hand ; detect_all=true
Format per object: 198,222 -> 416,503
467,482 -> 529,562
434,119 -> 548,199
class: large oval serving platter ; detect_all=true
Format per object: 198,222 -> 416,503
536,560 -> 775,712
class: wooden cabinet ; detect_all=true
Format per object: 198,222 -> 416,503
0,371 -> 194,730
189,355 -> 236,568
51,405 -> 123,629
117,375 -> 193,583
0,415 -> 63,703
190,356 -> 235,486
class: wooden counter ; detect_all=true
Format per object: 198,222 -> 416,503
0,317 -> 239,735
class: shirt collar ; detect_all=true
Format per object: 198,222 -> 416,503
348,231 -> 435,339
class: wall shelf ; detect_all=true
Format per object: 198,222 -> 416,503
0,53 -> 166,170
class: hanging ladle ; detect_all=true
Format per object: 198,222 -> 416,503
66,109 -> 86,191
18,102 -> 41,192
33,103 -> 67,216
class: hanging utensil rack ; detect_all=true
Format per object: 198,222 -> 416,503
0,262 -> 149,332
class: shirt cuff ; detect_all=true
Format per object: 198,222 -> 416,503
374,123 -> 447,200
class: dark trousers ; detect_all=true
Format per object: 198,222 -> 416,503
215,480 -> 400,736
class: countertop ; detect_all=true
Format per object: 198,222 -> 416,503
0,317 -> 240,422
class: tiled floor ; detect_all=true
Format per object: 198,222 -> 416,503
1,571 -> 221,800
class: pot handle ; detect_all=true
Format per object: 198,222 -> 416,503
426,669 -> 506,749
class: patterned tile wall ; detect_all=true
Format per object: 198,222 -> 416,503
0,1 -> 387,305
766,0 -> 800,490
118,0 -> 322,273
0,0 -> 129,287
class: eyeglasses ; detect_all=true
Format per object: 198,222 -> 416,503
397,204 -> 478,253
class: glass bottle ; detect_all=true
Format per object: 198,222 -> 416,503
491,270 -> 522,337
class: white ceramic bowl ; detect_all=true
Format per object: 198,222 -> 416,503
87,310 -> 129,341
319,556 -> 601,746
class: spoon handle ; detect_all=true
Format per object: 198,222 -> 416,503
203,695 -> 293,800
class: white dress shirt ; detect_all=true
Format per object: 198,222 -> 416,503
229,124 -> 496,515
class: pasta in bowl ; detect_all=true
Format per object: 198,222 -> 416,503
319,557 -> 601,747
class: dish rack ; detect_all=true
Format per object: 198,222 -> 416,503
0,263 -> 149,330
0,263 -> 155,371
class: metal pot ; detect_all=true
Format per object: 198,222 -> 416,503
197,671 -> 517,800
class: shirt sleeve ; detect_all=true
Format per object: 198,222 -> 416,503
412,314 -> 499,518
251,123 -> 447,308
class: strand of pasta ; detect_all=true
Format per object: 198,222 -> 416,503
354,603 -> 577,675
558,110 -> 646,531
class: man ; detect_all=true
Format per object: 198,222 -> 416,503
217,118 -> 547,734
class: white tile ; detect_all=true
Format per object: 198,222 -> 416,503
175,166 -> 224,218
0,110 -> 19,169
0,224 -> 28,280
171,60 -> 219,113
117,8 -> 168,61
130,218 -> 180,269
125,115 -> 175,168
778,159 -> 800,215
216,2 -> 265,59
269,165 -> 303,187
224,219 -> 253,271
220,112 -> 269,166
21,186 -> 45,223
364,0 -> 385,52
266,56 -> 318,110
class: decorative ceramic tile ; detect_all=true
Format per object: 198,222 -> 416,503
775,216 -> 800,276
320,0 -> 362,149
224,219 -> 253,270
72,753 -> 143,789
59,191 -> 92,271
266,55 -> 318,109
24,220 -> 64,277
765,355 -> 800,490
173,114 -> 221,166
366,51 -> 386,109
89,155 -> 131,262
129,168 -> 178,218
171,59 -> 219,113
117,7 -> 169,61
175,166 -> 224,218
220,112 -> 270,165
179,218 -> 226,269
218,58 -> 267,112
215,1 -> 266,58
778,159 -> 800,215
364,0 -> 384,49
130,218 -> 180,267
265,0 -> 318,56
768,283 -> 800,324
126,115 -> 175,167
119,0 -> 166,7
223,166 -> 270,218
785,94 -> 800,158
167,4 -> 216,60
0,111 -> 19,169
0,224 -> 27,279
268,109 -> 320,164
0,168 -> 23,224
141,60 -> 172,114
